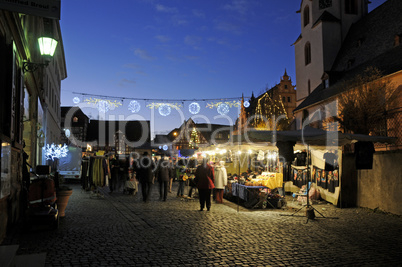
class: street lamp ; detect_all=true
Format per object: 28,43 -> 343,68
23,37 -> 58,73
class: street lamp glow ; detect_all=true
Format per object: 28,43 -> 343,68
38,37 -> 58,57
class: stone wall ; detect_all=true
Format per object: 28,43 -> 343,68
357,150 -> 402,215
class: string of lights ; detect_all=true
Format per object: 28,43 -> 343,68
72,92 -> 251,116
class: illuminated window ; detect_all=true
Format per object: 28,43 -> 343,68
303,5 -> 310,27
305,42 -> 311,65
73,116 -> 78,122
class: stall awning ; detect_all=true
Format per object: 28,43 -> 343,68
233,126 -> 396,147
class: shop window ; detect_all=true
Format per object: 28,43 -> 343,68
303,5 -> 310,27
305,42 -> 311,65
345,0 -> 358,14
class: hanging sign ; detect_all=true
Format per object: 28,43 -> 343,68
0,0 -> 61,20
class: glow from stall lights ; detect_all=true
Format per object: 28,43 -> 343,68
220,149 -> 227,154
248,150 -> 252,154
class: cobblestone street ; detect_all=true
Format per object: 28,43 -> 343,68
2,182 -> 402,266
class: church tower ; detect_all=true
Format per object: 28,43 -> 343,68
294,0 -> 370,109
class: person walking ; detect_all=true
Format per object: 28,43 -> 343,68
157,157 -> 171,201
214,161 -> 227,204
176,165 -> 186,197
135,152 -> 155,202
194,157 -> 215,211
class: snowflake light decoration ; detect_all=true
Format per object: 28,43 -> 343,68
128,100 -> 141,113
163,145 -> 168,151
159,104 -> 171,116
73,97 -> 80,104
44,144 -> 69,161
189,102 -> 200,114
96,100 -> 110,113
217,103 -> 230,115
243,100 -> 250,108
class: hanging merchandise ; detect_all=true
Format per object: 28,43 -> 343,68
128,100 -> 141,113
189,102 -> 200,114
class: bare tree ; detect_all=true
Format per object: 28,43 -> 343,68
335,67 -> 397,135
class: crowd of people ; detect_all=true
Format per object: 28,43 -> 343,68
106,152 -> 228,211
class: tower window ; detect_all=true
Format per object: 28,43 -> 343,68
303,5 -> 310,27
304,42 -> 311,65
345,0 -> 358,14
319,0 -> 332,9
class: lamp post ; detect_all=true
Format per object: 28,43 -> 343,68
23,37 -> 58,73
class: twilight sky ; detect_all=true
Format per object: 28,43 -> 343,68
60,0 -> 387,137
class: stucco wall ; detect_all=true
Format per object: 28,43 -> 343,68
357,150 -> 402,215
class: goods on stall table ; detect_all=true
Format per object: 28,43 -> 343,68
244,172 -> 283,189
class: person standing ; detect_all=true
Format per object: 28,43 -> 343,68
176,165 -> 186,197
157,157 -> 170,201
214,161 -> 227,204
109,154 -> 119,194
195,158 -> 215,211
135,152 -> 155,202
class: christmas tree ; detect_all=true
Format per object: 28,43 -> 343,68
189,127 -> 200,149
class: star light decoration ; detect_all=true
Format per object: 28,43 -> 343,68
146,102 -> 183,116
84,98 -> 122,113
73,97 -> 80,104
189,102 -> 200,114
44,143 -> 69,161
128,100 -> 141,113
217,103 -> 230,115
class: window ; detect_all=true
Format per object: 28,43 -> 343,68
308,80 -> 311,95
303,5 -> 310,27
284,85 -> 288,89
324,79 -> 329,88
305,42 -> 311,65
282,97 -> 286,102
288,97 -> 291,103
345,0 -> 358,14
73,116 -> 78,123
319,0 -> 332,9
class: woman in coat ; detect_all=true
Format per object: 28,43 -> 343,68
214,161 -> 227,204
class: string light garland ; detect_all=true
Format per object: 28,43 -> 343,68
84,97 -> 122,113
73,92 -> 250,115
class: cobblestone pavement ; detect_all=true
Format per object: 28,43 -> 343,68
2,182 -> 402,266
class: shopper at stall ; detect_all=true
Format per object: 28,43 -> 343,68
194,157 -> 215,211
109,154 -> 119,194
157,157 -> 171,201
214,161 -> 227,204
135,152 -> 155,202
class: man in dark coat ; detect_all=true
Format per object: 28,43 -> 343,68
134,152 -> 155,202
156,157 -> 171,201
195,158 -> 215,211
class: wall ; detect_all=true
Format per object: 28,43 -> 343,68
357,150 -> 402,215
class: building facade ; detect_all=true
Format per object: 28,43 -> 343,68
0,5 -> 66,242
